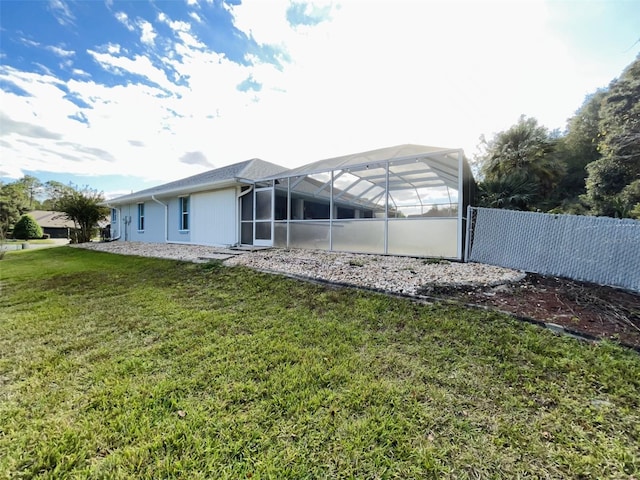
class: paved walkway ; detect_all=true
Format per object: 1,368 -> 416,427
1,238 -> 70,251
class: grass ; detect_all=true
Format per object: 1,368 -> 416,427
1,247 -> 639,479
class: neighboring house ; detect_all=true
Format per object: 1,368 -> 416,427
29,210 -> 110,240
28,210 -> 74,238
105,145 -> 475,259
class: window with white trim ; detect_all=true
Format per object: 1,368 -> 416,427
137,203 -> 145,231
179,196 -> 189,231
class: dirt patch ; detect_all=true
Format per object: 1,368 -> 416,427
418,273 -> 640,350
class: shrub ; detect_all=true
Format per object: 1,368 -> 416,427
13,214 -> 43,240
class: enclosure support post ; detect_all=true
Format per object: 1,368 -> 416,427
457,150 -> 464,260
384,162 -> 389,255
286,177 -> 290,248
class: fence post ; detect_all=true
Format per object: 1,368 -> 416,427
464,205 -> 474,262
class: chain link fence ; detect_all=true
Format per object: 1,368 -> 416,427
465,207 -> 640,293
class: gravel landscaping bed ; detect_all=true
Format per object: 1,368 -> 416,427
224,248 -> 524,296
72,241 -> 524,296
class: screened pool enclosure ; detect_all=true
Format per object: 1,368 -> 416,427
241,145 -> 475,259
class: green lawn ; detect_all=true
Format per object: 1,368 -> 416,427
1,247 -> 638,479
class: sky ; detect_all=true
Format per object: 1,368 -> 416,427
1,0 -> 638,199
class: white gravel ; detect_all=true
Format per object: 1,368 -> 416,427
73,242 -> 525,296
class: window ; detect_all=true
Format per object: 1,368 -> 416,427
137,203 -> 145,231
111,208 -> 118,223
179,196 -> 189,230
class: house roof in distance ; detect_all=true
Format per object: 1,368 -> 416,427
106,158 -> 287,205
29,210 -> 75,229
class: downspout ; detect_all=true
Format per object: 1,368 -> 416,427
151,195 -> 168,243
105,203 -> 122,241
238,184 -> 254,198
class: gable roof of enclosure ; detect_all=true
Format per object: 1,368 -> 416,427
259,144 -> 465,192
104,145 -> 470,208
105,158 -> 287,205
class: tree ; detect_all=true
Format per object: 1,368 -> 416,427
477,173 -> 539,210
55,186 -> 109,243
477,115 -> 564,210
0,181 -> 30,233
553,89 -> 606,202
585,55 -> 640,217
584,157 -> 633,217
17,175 -> 43,209
620,179 -> 640,219
13,214 -> 43,240
40,181 -> 75,211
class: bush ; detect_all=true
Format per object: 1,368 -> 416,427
13,214 -> 43,240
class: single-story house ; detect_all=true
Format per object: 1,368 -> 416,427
105,144 -> 475,259
29,210 -> 75,238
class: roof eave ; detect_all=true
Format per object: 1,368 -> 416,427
104,178 -> 249,206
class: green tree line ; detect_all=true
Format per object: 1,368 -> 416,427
475,54 -> 640,219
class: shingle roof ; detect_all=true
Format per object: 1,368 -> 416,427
29,210 -> 75,229
28,210 -> 109,228
107,158 -> 287,205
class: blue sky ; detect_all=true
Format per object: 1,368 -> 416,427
1,0 -> 638,199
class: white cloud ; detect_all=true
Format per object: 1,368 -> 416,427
87,50 -> 175,91
2,0 -> 638,189
158,12 -> 191,33
20,37 -> 41,48
34,62 -> 54,76
189,11 -> 203,23
48,0 -> 75,26
177,31 -> 205,49
224,0 -> 615,162
115,11 -> 134,31
138,20 -> 157,45
0,68 -> 192,180
46,45 -> 74,57
106,43 -> 121,54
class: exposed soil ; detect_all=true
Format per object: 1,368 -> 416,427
418,273 -> 640,351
